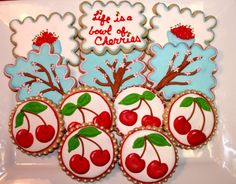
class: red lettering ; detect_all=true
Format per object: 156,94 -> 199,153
92,10 -> 110,26
89,25 -> 112,35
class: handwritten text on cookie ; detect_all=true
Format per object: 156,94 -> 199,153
80,2 -> 146,54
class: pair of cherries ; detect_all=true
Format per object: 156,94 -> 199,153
125,153 -> 168,179
69,149 -> 110,174
174,116 -> 206,146
16,124 -> 55,148
119,110 -> 161,127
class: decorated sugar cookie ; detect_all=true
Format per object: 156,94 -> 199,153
119,127 -> 178,183
59,86 -> 115,131
4,43 -> 76,104
10,12 -> 79,65
148,43 -> 217,100
9,97 -> 64,155
149,3 -> 217,46
58,124 -> 117,182
79,1 -> 148,55
79,51 -> 146,98
114,86 -> 164,136
164,91 -> 217,149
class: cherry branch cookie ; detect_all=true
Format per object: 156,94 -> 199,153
79,0 -> 148,55
147,43 -> 217,100
149,3 -> 217,46
119,127 -> 178,183
114,86 -> 164,136
59,86 -> 116,131
10,12 -> 79,65
164,91 -> 217,149
79,51 -> 146,98
58,124 -> 117,182
9,97 -> 64,156
4,43 -> 76,104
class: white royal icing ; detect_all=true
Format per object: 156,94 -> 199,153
10,13 -> 79,65
79,1 -> 147,54
61,126 -> 114,178
121,129 -> 176,183
60,91 -> 112,130
114,87 -> 164,135
12,99 -> 59,152
149,3 -> 216,46
168,93 -> 215,145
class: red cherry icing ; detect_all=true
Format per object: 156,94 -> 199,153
171,24 -> 195,40
33,30 -> 58,46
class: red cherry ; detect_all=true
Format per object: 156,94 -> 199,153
174,116 -> 192,135
93,111 -> 112,129
125,153 -> 145,173
67,122 -> 81,131
147,160 -> 168,179
35,125 -> 55,143
69,154 -> 90,174
90,149 -> 110,166
119,110 -> 138,126
141,115 -> 161,127
16,129 -> 34,148
187,129 -> 207,146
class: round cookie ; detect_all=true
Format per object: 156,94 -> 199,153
119,127 -> 178,184
58,124 -> 117,182
59,86 -> 116,131
114,86 -> 164,136
9,97 -> 64,156
164,90 -> 217,149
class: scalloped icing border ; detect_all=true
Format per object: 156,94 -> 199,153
146,42 -> 218,101
58,123 -> 118,182
118,126 -> 179,184
78,0 -> 148,56
58,85 -> 117,132
163,90 -> 218,150
149,3 -> 217,47
8,96 -> 65,156
9,12 -> 80,66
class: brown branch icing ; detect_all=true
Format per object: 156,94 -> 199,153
154,50 -> 202,91
94,55 -> 137,97
20,62 -> 65,95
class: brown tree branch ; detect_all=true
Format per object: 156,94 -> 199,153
154,51 -> 202,91
122,75 -> 135,83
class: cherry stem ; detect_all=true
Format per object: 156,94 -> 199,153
77,136 -> 85,157
195,102 -> 206,131
78,108 -> 85,123
143,99 -> 153,116
146,137 -> 161,162
22,110 -> 47,126
79,135 -> 103,150
140,136 -> 147,158
81,107 -> 98,116
130,99 -> 142,111
187,101 -> 196,121
21,111 -> 31,132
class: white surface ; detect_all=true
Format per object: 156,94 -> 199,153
0,0 -> 236,184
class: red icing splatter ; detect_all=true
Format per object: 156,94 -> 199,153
170,24 -> 195,40
33,30 -> 58,46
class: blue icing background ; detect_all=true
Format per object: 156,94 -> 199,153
79,51 -> 146,96
5,43 -> 75,104
149,43 -> 217,99
167,31 -> 195,47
